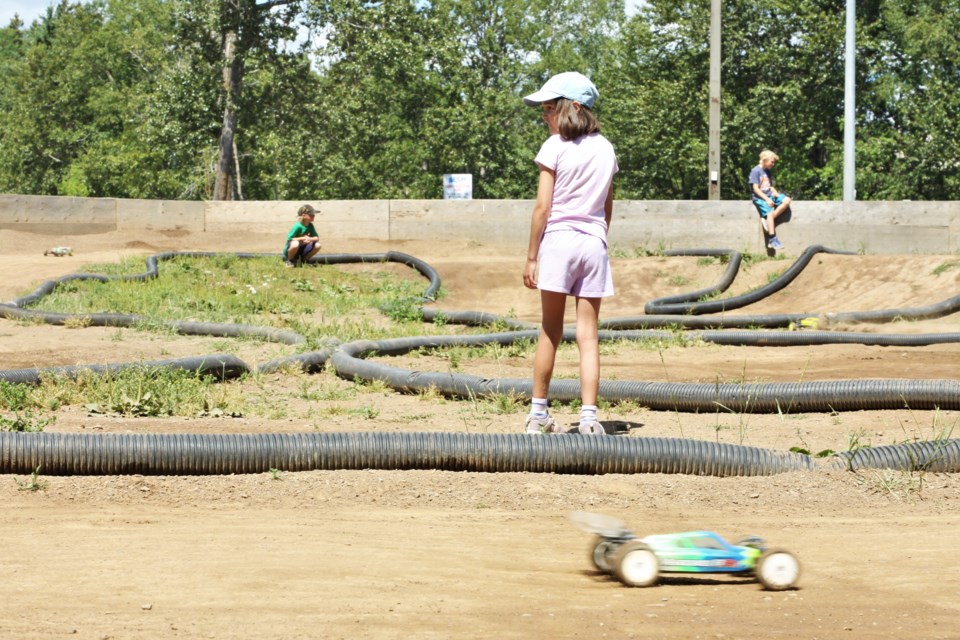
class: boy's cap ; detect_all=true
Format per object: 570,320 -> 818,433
523,72 -> 599,108
298,204 -> 316,217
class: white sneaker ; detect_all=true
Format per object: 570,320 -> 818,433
578,421 -> 606,435
525,414 -> 562,434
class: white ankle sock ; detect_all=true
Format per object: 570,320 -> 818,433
530,397 -> 548,417
580,404 -> 597,423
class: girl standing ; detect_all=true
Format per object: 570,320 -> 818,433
521,72 -> 618,436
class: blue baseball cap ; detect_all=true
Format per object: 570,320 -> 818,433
523,72 -> 599,108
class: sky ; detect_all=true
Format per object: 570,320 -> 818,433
1,0 -> 62,28
3,0 -> 647,30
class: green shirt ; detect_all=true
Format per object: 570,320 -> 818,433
285,222 -> 318,252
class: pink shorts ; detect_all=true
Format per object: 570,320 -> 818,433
537,230 -> 614,298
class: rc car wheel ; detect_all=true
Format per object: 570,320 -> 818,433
756,549 -> 800,591
591,537 -> 620,572
613,541 -> 660,588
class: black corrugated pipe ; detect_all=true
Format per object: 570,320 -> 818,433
694,330 -> 960,347
419,307 -> 537,330
0,305 -> 307,344
604,294 -> 960,328
0,354 -> 249,385
644,245 -> 855,315
602,328 -> 960,348
3,432 -> 958,477
830,440 -> 960,473
602,313 -> 811,329
597,378 -> 960,412
309,251 -> 441,301
825,295 -> 960,324
644,249 -> 742,311
255,346 -> 336,374
332,335 -> 960,412
0,432 -> 816,476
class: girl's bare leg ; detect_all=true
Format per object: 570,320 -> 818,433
532,291 -> 567,398
575,296 -> 602,406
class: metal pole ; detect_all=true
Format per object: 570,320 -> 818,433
843,0 -> 856,200
708,0 -> 721,199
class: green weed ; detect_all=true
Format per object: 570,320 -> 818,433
632,243 -> 667,257
457,387 -> 494,433
766,268 -> 786,284
0,410 -> 54,432
486,392 -> 525,415
381,297 -> 423,323
35,366 -> 241,418
16,466 -> 47,492
350,405 -> 380,420
0,380 -> 31,411
897,406 -> 958,444
352,377 -> 390,394
932,260 -> 959,276
860,469 -> 922,500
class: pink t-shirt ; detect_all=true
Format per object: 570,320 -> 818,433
534,132 -> 618,240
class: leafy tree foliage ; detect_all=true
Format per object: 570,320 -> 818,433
854,0 -> 960,200
0,0 -> 958,201
0,0 -> 192,197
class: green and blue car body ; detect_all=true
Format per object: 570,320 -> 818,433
639,531 -> 762,574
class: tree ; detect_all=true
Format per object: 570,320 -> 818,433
3,0 -> 960,201
198,0 -> 302,200
854,0 -> 960,199
601,0 -> 714,199
603,0 -> 848,200
295,0 -> 623,200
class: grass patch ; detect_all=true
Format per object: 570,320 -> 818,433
859,469 -> 922,500
33,366 -> 243,418
24,256 -> 432,343
428,338 -> 536,371
1,380 -> 55,431
932,260 -> 959,276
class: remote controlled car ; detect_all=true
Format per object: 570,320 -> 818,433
570,511 -> 800,591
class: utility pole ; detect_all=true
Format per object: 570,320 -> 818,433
843,0 -> 856,200
708,0 -> 721,199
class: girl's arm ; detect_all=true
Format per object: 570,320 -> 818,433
604,183 -> 614,231
523,167 -> 556,289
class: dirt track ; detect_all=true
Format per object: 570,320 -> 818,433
1,228 -> 959,640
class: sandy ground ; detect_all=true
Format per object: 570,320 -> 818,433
1,228 -> 959,640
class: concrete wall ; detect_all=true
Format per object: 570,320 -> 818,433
1,194 -> 958,254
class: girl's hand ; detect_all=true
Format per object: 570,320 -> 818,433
523,259 -> 538,289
